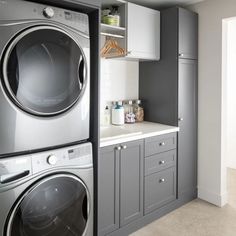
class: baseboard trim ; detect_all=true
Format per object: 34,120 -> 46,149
198,187 -> 228,207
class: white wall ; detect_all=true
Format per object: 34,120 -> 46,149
225,18 -> 236,170
100,58 -> 139,121
188,0 -> 236,206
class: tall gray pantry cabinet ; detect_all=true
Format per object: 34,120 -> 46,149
140,7 -> 198,201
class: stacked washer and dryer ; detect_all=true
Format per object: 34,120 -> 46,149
0,1 -> 93,236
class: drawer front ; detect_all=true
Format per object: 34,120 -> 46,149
145,133 -> 177,157
144,167 -> 176,214
145,150 -> 176,176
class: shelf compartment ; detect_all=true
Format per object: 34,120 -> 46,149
101,32 -> 124,39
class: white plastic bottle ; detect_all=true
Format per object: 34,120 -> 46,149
112,101 -> 125,125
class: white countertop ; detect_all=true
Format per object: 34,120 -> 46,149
100,121 -> 179,147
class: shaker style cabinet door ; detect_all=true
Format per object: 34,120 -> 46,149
178,59 -> 197,197
119,140 -> 144,227
98,145 -> 120,236
178,8 -> 198,59
126,2 -> 160,60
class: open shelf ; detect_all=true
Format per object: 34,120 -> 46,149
101,23 -> 126,39
101,32 -> 124,39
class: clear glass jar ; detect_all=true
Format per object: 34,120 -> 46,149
125,100 -> 135,124
134,100 -> 144,122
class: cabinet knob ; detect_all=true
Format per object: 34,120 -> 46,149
159,160 -> 165,165
159,178 -> 165,183
121,145 -> 127,150
179,53 -> 184,57
115,146 -> 121,151
159,142 -> 165,146
178,117 -> 184,121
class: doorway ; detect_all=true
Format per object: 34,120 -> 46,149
222,17 -> 236,208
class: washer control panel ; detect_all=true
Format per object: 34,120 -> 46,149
32,142 -> 93,174
0,143 -> 92,186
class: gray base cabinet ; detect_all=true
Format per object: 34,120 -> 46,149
98,140 -> 144,236
98,133 -> 178,236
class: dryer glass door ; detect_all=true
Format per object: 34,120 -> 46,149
7,175 -> 89,236
3,26 -> 87,116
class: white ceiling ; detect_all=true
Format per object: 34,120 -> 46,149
102,0 -> 205,9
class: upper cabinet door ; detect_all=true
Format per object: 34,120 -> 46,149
178,8 -> 198,59
127,3 -> 160,60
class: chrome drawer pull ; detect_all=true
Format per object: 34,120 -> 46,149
159,142 -> 165,146
159,160 -> 165,165
115,146 -> 121,151
159,178 -> 165,183
121,145 -> 127,150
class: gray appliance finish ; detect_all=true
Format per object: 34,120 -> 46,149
0,142 -> 93,236
0,0 -> 90,156
140,7 -> 198,201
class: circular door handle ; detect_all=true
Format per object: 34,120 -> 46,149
159,178 -> 165,183
159,160 -> 165,165
121,145 -> 127,150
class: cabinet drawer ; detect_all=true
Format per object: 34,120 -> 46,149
145,133 -> 176,157
144,167 -> 176,214
145,150 -> 176,176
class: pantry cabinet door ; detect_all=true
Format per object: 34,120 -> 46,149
127,2 -> 160,60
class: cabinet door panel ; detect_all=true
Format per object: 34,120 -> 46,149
178,59 -> 197,196
144,167 -> 176,214
127,2 -> 160,60
179,8 -> 198,59
120,140 -> 144,227
98,145 -> 119,236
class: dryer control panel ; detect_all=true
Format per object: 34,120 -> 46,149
0,142 -> 93,186
0,0 -> 89,35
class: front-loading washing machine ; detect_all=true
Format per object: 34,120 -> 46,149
0,0 -> 90,157
0,142 -> 93,236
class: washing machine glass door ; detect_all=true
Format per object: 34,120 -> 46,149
2,26 -> 87,116
6,174 -> 89,236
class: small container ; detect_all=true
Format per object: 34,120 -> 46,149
103,106 -> 111,126
134,100 -> 144,122
125,100 -> 135,124
112,101 -> 125,125
111,6 -> 120,27
101,8 -> 111,24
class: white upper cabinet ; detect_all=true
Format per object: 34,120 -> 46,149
126,3 -> 160,61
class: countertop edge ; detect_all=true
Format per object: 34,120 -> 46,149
100,127 -> 179,148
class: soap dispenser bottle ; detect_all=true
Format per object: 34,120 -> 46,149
112,101 -> 125,125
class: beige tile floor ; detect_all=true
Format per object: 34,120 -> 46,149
130,168 -> 236,236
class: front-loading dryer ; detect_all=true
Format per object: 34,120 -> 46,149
0,142 -> 93,236
0,0 -> 90,157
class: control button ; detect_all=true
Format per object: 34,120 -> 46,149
47,155 -> 57,165
43,7 -> 54,18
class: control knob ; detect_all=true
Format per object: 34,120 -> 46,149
43,7 -> 54,18
47,155 -> 57,165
